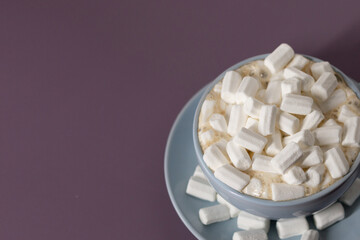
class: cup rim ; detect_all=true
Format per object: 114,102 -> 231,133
193,53 -> 360,207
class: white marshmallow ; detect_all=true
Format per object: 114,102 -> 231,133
301,110 -> 324,131
233,230 -> 268,240
284,67 -> 315,92
319,88 -> 347,113
324,147 -> 349,179
345,147 -> 360,163
244,97 -> 264,119
199,204 -> 230,225
203,144 -> 229,171
236,76 -> 260,104
264,80 -> 282,105
217,194 -> 241,218
338,105 -> 357,123
276,217 -> 309,239
214,139 -> 228,155
283,129 -> 315,147
320,172 -> 333,190
271,142 -> 303,174
278,111 -> 300,136
265,129 -> 283,156
313,125 -> 342,146
243,178 -> 263,197
213,82 -> 222,93
237,211 -> 270,232
252,154 -> 279,174
272,183 -> 305,201
225,104 -> 233,122
228,105 -> 248,136
313,202 -> 345,230
322,118 -> 338,127
200,100 -> 216,123
281,77 -> 302,97
258,105 -> 277,136
209,113 -> 227,133
282,166 -> 306,185
299,146 -> 323,168
305,164 -> 326,187
342,117 -> 360,147
186,176 -> 216,202
287,54 -> 309,70
221,71 -> 242,104
256,89 -> 266,102
226,140 -> 252,171
264,43 -> 295,74
199,130 -> 215,146
311,72 -> 338,102
340,178 -> 360,206
311,61 -> 334,80
233,127 -> 268,153
270,70 -> 284,81
193,165 -> 207,181
280,93 -> 313,115
214,164 -> 250,191
245,118 -> 259,133
301,229 -> 319,240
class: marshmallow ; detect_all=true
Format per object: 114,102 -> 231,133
311,61 -> 334,80
283,129 -> 315,147
226,140 -> 252,171
200,100 -> 216,123
339,178 -> 360,206
264,43 -> 295,74
311,72 -> 338,102
203,144 -> 229,171
272,183 -> 305,201
245,118 -> 259,133
301,110 -> 324,131
186,176 -> 216,202
313,202 -> 345,230
271,142 -> 303,174
193,165 -> 208,181
276,217 -> 309,239
320,172 -> 333,190
270,70 -> 284,81
233,127 -> 268,153
225,104 -> 233,122
281,77 -> 302,97
221,71 -> 242,104
264,80 -> 282,105
214,139 -> 228,155
282,166 -> 306,185
320,89 -> 347,113
338,105 -> 357,123
243,177 -> 263,197
256,89 -> 266,102
199,130 -> 215,146
199,204 -> 230,225
299,146 -> 323,168
324,147 -> 349,179
217,194 -> 241,218
277,111 -> 300,135
213,82 -> 222,93
265,129 -> 283,156
244,97 -> 264,118
305,164 -> 326,187
280,93 -> 313,115
322,118 -> 338,127
283,67 -> 315,92
237,211 -> 270,232
342,117 -> 360,147
258,105 -> 277,136
236,76 -> 260,104
287,54 -> 309,70
301,229 -> 319,240
209,113 -> 228,133
228,105 -> 248,136
233,230 -> 268,240
345,147 -> 360,163
214,164 -> 250,191
313,125 -> 342,146
252,154 -> 279,174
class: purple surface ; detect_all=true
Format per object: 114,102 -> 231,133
0,0 -> 359,239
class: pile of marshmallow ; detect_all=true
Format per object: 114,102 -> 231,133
186,164 -> 360,239
198,43 -> 360,201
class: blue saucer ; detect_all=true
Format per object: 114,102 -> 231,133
164,87 -> 360,240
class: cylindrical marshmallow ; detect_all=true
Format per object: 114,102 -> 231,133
193,165 -> 208,181
228,105 -> 248,136
283,129 -> 315,147
276,217 -> 309,239
281,77 -> 301,97
338,105 -> 357,123
199,204 -> 230,225
271,183 -> 305,201
242,177 -> 263,197
311,61 -> 334,80
277,111 -> 300,135
265,129 -> 283,156
311,72 -> 338,102
186,176 -> 216,202
284,67 -> 315,92
200,100 -> 216,123
324,147 -> 349,179
305,164 -> 326,187
236,76 -> 260,104
287,54 -> 309,70
313,202 -> 344,230
313,125 -> 342,146
221,71 -> 242,104
299,146 -> 323,168
342,117 -> 360,147
252,154 -> 278,174
203,144 -> 229,171
237,211 -> 270,233
217,194 -> 241,218
339,178 -> 360,206
233,127 -> 268,153
199,129 -> 215,146
264,80 -> 282,105
301,229 -> 319,240
282,166 -> 306,185
226,140 -> 252,171
233,230 -> 268,240
258,105 -> 277,136
209,113 -> 227,133
301,110 -> 324,131
271,142 -> 303,174
280,93 -> 313,115
319,89 -> 347,113
264,43 -> 295,74
244,97 -> 264,119
214,164 -> 250,191
245,118 -> 259,133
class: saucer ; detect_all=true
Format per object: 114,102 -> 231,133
164,86 -> 360,240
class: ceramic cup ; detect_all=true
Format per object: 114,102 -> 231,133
193,54 -> 360,219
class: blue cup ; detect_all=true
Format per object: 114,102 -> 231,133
193,54 -> 360,219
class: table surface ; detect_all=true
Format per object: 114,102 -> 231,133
0,1 -> 359,239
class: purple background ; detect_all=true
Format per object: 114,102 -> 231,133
0,1 -> 359,239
